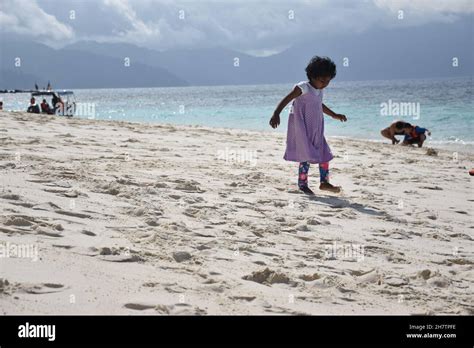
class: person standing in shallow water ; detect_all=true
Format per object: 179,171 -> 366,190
269,56 -> 347,195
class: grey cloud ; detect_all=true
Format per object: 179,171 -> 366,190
2,0 -> 473,55
0,0 -> 74,42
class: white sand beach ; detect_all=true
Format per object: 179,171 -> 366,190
0,111 -> 472,315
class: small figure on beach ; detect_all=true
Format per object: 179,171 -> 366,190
402,124 -> 431,147
51,93 -> 64,115
381,121 -> 431,147
380,121 -> 410,144
27,97 -> 40,114
40,99 -> 52,114
269,56 -> 347,195
0,101 -> 3,110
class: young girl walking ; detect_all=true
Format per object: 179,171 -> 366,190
270,56 -> 347,195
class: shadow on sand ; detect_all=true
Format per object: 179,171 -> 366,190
305,194 -> 385,217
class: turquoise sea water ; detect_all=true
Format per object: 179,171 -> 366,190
2,77 -> 473,152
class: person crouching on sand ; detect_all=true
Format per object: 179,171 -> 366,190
269,56 -> 347,195
380,121 -> 411,144
381,121 -> 430,147
402,124 -> 431,147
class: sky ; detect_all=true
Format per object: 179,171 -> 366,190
0,0 -> 473,56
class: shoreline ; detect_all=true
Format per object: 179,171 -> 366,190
1,110 -> 473,315
330,135 -> 474,156
4,110 -> 472,156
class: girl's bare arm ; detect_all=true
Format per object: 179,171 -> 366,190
269,87 -> 302,128
323,104 -> 347,122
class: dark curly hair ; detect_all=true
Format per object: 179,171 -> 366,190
305,56 -> 337,80
395,121 -> 412,129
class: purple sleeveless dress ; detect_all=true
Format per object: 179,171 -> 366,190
283,81 -> 333,164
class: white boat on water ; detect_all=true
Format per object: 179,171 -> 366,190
31,90 -> 77,117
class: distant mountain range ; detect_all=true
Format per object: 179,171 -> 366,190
0,19 -> 472,89
0,41 -> 186,89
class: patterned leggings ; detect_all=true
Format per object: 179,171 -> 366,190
298,162 -> 329,188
